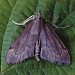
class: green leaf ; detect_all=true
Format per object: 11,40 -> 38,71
1,0 -> 75,75
0,0 -> 17,72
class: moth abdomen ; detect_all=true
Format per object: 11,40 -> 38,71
35,40 -> 40,61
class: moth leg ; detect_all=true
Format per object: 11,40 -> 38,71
12,15 -> 35,26
46,20 -> 70,28
35,40 -> 40,61
51,22 -> 70,28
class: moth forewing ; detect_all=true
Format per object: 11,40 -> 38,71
40,20 -> 70,65
6,15 -> 41,64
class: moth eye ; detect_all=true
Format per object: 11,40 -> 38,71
33,18 -> 36,20
9,46 -> 12,49
62,62 -> 65,65
39,17 -> 41,19
54,61 -> 58,64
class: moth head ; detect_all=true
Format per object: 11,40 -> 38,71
36,10 -> 42,19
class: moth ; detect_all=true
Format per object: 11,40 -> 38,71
6,11 -> 71,65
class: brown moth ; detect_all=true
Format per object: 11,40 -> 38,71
6,11 -> 71,65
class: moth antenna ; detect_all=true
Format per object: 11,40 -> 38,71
12,15 -> 35,26
52,23 -> 70,28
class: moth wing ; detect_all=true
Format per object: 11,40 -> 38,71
40,22 -> 70,65
6,21 -> 37,64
